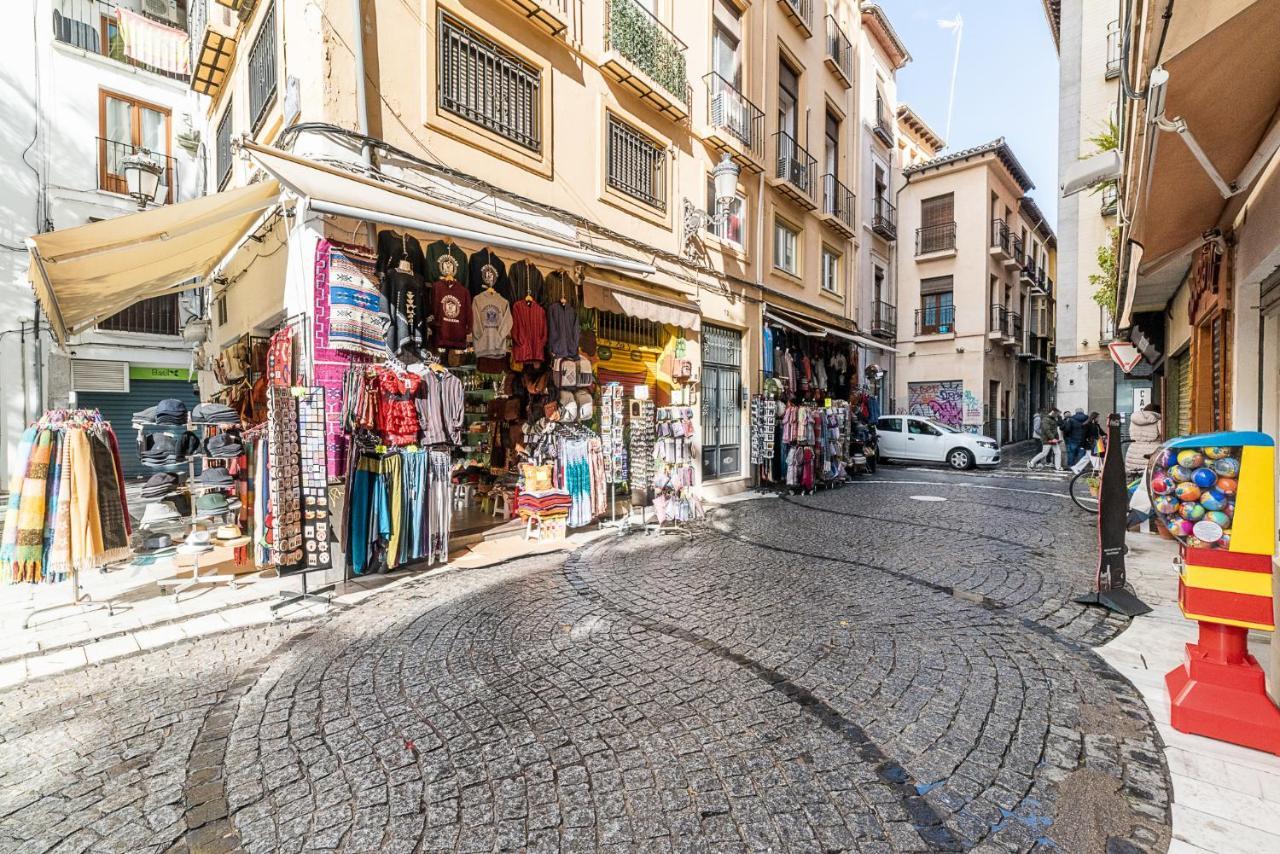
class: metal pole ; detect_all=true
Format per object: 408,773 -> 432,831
350,0 -> 377,246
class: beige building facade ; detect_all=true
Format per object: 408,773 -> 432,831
894,140 -> 1057,443
187,0 -> 909,493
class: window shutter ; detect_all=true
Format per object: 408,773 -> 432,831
920,275 -> 953,296
920,193 -> 954,227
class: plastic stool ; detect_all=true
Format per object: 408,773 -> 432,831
491,490 -> 511,519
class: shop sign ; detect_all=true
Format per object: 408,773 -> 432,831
128,366 -> 192,382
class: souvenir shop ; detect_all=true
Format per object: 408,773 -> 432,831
750,306 -> 887,491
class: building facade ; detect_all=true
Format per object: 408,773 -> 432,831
894,139 -> 1057,443
189,0 -> 908,495
1044,0 -> 1127,418
0,0 -> 207,480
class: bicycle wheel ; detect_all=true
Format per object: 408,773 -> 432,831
1070,468 -> 1101,512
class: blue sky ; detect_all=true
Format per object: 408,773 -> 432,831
891,1 -> 1060,227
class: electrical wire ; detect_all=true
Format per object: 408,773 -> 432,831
1119,0 -> 1175,101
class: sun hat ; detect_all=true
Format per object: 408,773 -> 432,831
140,502 -> 181,526
178,529 -> 213,554
214,524 -> 243,541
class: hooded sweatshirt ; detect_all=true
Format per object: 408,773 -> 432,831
1125,409 -> 1163,471
471,289 -> 513,358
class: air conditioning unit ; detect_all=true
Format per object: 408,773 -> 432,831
140,0 -> 181,27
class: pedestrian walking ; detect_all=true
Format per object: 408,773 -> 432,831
1125,403 -> 1164,473
1032,409 -> 1044,452
1083,412 -> 1103,456
1026,408 -> 1064,470
1062,408 -> 1088,466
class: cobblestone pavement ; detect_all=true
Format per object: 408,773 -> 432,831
0,473 -> 1171,853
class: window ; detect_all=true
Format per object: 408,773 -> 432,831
919,275 -> 954,334
774,218 -> 799,275
706,178 -> 745,247
216,104 -> 234,190
917,193 -> 955,253
605,115 -> 667,211
99,91 -> 171,202
909,420 -> 941,436
701,325 -> 743,480
248,3 -> 278,133
711,0 -> 742,89
439,13 -> 542,152
778,59 -> 798,140
99,295 -> 180,336
821,246 -> 840,294
877,417 -> 902,433
823,110 -> 839,176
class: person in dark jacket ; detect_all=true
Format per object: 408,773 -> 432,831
1061,408 -> 1088,466
1082,412 -> 1103,457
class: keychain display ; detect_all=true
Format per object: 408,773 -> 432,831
629,399 -> 655,502
296,388 -> 332,570
601,383 -> 627,484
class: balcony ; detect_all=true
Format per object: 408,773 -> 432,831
915,222 -> 956,256
1009,312 -> 1023,346
824,16 -> 853,87
871,196 -> 897,241
989,304 -> 1010,340
1006,234 -> 1024,268
916,305 -> 954,336
602,0 -> 691,121
1019,257 -> 1037,284
771,131 -> 817,209
53,0 -> 191,82
498,0 -> 568,37
98,137 -> 177,204
1031,267 -> 1050,296
820,174 -> 855,237
701,73 -> 764,170
871,300 -> 896,339
990,219 -> 1013,261
778,0 -> 813,37
1101,183 -> 1118,216
873,98 -> 895,146
192,0 -> 237,97
1105,22 -> 1121,79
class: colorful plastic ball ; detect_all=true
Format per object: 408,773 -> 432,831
1179,502 -> 1207,521
1155,448 -> 1177,468
1219,533 -> 1232,549
1222,501 -> 1236,518
1212,457 -> 1241,477
1174,482 -> 1202,502
1177,450 -> 1206,469
1216,476 -> 1238,495
1184,537 -> 1208,549
1174,518 -> 1197,537
1191,467 -> 1218,488
1167,465 -> 1193,483
1203,447 -> 1233,460
1199,489 -> 1227,511
1154,496 -> 1180,515
1205,510 -> 1232,528
1151,475 -> 1174,495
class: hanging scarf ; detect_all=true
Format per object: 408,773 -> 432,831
105,428 -> 132,536
10,429 -> 54,582
0,426 -> 37,576
66,429 -> 104,572
41,430 -> 65,566
90,432 -> 130,565
47,436 -> 73,579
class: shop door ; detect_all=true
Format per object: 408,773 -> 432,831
79,377 -> 200,480
1165,350 -> 1192,439
701,325 -> 743,480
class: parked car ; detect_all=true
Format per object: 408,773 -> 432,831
875,415 -> 1001,470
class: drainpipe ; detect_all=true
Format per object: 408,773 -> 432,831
350,0 -> 376,245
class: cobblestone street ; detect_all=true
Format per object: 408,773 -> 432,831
0,472 -> 1172,853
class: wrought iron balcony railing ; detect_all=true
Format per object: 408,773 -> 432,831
822,174 -> 855,231
991,219 -> 1012,254
990,304 -> 1011,336
778,0 -> 813,34
703,72 -> 763,159
605,0 -> 689,107
53,0 -> 190,82
824,15 -> 853,83
871,196 -> 897,240
916,305 -> 955,336
872,300 -> 897,338
98,137 -> 176,204
774,131 -> 817,203
873,97 -> 894,145
916,222 -> 956,255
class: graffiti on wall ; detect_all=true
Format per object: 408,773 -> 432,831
963,389 -> 982,421
908,380 -> 965,428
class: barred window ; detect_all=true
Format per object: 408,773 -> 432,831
248,4 -> 277,133
438,14 -> 541,152
216,104 -> 234,190
606,114 -> 667,211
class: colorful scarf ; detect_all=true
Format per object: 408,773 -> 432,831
105,428 -> 131,536
66,429 -> 104,572
0,427 -> 37,577
11,429 -> 53,582
90,432 -> 130,564
41,430 -> 64,564
47,436 -> 72,579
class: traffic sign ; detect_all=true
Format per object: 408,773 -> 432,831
1108,341 -> 1142,373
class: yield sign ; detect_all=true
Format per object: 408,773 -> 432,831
1108,341 -> 1143,373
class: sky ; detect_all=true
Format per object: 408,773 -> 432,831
891,1 -> 1060,228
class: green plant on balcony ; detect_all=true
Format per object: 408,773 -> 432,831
608,0 -> 688,103
1085,118 -> 1119,202
1091,226 -> 1120,319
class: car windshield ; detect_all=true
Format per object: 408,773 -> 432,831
928,420 -> 961,434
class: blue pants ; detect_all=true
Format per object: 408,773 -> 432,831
1066,440 -> 1082,466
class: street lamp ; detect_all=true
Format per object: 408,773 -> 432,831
682,153 -> 741,257
121,151 -> 164,210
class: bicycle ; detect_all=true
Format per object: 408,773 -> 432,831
1068,441 -> 1140,512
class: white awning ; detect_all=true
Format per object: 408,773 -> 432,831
582,278 -> 700,330
763,306 -> 897,352
26,181 -> 280,344
243,143 -> 657,278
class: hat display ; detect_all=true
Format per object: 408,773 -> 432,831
195,493 -> 240,517
154,399 -> 189,425
132,405 -> 158,425
191,402 -> 240,424
195,466 -> 234,486
140,502 -> 180,526
137,534 -> 173,553
140,472 -> 182,499
178,529 -> 213,554
140,433 -> 177,462
204,432 -> 244,459
214,524 -> 243,541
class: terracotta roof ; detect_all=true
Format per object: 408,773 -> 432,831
860,4 -> 911,69
1042,0 -> 1061,51
1019,196 -> 1057,244
901,137 -> 1035,192
895,104 -> 945,153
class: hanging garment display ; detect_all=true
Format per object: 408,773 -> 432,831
468,247 -> 510,300
511,297 -> 547,363
424,239 -> 469,289
547,300 -> 580,359
471,287 -> 513,358
376,230 -> 429,356
431,269 -> 472,349
320,239 -> 387,358
509,260 -> 543,303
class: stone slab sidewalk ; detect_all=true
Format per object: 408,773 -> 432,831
1099,533 -> 1280,853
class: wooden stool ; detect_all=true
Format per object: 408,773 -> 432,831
491,490 -> 511,519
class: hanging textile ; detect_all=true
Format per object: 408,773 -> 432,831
267,387 -> 304,569
0,427 -> 36,570
114,8 -> 191,76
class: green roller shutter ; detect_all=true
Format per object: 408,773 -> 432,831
78,378 -> 200,480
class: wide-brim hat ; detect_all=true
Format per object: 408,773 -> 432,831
140,502 -> 181,525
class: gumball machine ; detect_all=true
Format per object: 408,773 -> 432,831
1147,431 -> 1280,754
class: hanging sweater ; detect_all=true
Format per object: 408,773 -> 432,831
430,279 -> 472,349
511,298 -> 548,363
471,289 -> 513,358
547,302 -> 580,359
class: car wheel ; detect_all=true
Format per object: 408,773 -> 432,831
947,448 -> 975,470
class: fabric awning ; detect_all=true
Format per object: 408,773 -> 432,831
27,181 -> 280,344
583,279 -> 700,330
243,143 -> 657,278
763,305 -> 898,353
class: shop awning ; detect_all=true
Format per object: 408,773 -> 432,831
763,306 -> 898,352
243,143 -> 657,278
26,180 -> 281,344
583,278 -> 700,330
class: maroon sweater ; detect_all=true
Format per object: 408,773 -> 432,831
511,297 -> 548,363
431,279 -> 472,349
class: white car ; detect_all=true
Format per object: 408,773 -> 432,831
876,415 -> 1001,470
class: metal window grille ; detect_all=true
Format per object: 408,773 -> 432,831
216,104 -> 234,189
438,14 -> 542,152
596,311 -> 667,347
99,294 -> 180,336
248,4 -> 277,133
701,325 -> 742,480
606,115 -> 667,210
